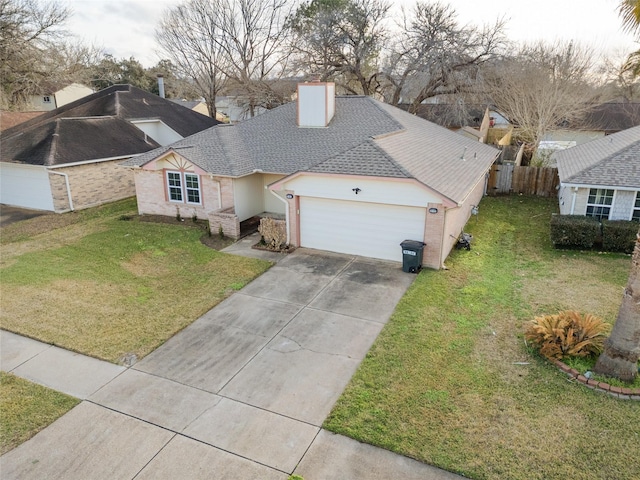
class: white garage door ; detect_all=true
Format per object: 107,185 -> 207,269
300,197 -> 426,262
0,163 -> 54,211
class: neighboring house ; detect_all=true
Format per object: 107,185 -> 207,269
555,125 -> 640,222
27,83 -> 94,111
398,103 -> 511,131
124,82 -> 499,268
542,102 -> 640,152
215,96 -> 268,123
1,85 -> 219,212
169,99 -> 228,123
0,111 -> 43,131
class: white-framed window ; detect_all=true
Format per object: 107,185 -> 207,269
633,191 -> 640,222
586,188 -> 614,221
43,96 -> 51,103
166,171 -> 201,204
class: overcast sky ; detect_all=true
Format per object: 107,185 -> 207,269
63,0 -> 638,68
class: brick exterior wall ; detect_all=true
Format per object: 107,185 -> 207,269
208,207 -> 241,239
287,192 -> 299,246
49,172 -> 71,211
50,159 -> 135,212
134,170 -> 241,236
422,204 -> 444,269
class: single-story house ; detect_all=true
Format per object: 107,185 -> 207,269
0,111 -> 43,131
555,125 -> 640,221
169,99 -> 228,123
124,82 -> 499,268
542,101 -> 640,154
1,84 -> 219,212
27,82 -> 94,111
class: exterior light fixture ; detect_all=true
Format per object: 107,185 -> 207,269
352,188 -> 361,194
428,207 -> 438,214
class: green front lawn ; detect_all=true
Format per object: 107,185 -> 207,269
0,198 -> 271,363
325,196 -> 638,480
0,372 -> 79,455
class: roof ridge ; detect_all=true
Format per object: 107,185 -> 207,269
45,119 -> 61,167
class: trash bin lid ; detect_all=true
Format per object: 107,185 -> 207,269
400,240 -> 426,249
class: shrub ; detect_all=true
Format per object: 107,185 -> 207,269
258,217 -> 287,250
525,311 -> 610,360
550,214 -> 600,249
602,220 -> 638,254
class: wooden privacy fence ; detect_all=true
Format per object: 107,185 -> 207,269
487,164 -> 560,197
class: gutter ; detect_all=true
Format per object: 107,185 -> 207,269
268,189 -> 291,245
48,153 -> 143,169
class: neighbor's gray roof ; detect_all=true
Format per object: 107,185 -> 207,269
126,95 -> 499,204
1,85 -> 218,166
555,125 -> 640,188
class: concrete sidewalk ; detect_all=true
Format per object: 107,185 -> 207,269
1,246 -> 463,480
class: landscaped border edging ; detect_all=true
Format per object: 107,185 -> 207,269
550,358 -> 640,400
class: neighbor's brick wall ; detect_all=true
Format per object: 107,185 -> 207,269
50,172 -> 71,211
50,160 -> 135,212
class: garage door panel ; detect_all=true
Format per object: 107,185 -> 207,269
0,164 -> 54,211
300,197 -> 425,262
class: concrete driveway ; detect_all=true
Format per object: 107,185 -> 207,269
1,248 -> 462,479
0,205 -> 48,227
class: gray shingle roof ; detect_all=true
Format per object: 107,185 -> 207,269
309,140 -> 410,178
555,125 -> 640,188
373,102 -> 499,203
126,95 -> 500,204
1,85 -> 218,166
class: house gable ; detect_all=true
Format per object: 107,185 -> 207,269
142,150 -> 208,176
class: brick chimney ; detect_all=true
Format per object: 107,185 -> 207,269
297,82 -> 335,127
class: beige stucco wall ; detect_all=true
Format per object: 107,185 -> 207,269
50,159 -> 135,212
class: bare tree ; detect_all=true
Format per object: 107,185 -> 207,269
596,49 -> 640,101
594,233 -> 640,383
0,0 -> 71,109
381,1 -> 506,108
156,0 -> 228,117
290,0 -> 390,95
486,40 -> 600,159
157,0 -> 293,118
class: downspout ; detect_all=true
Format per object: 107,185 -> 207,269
269,189 -> 290,245
211,177 -> 222,209
48,169 -> 74,211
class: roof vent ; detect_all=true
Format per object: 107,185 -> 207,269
297,82 -> 335,128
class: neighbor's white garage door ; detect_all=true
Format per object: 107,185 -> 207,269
0,163 -> 54,211
300,197 -> 426,262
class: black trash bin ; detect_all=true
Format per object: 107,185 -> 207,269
400,240 -> 426,273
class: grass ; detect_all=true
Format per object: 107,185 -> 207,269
0,198 -> 271,363
324,196 -> 638,480
0,372 -> 79,455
